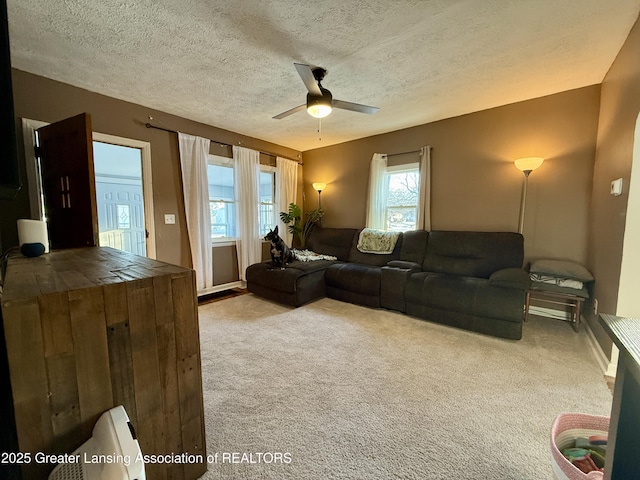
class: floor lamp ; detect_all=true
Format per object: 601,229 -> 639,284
515,157 -> 544,234
312,182 -> 326,208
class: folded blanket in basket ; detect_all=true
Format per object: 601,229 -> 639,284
292,249 -> 337,262
357,228 -> 401,254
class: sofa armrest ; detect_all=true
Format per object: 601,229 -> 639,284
489,268 -> 531,290
386,260 -> 422,273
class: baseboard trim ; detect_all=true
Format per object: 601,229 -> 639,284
584,319 -> 617,377
198,281 -> 244,297
529,306 -> 615,377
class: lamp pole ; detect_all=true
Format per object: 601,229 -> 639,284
518,170 -> 531,234
514,157 -> 544,235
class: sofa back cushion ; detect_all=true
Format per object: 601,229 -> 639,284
399,230 -> 429,264
423,231 -> 524,278
307,227 -> 358,261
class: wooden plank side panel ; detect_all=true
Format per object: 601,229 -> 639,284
106,321 -> 138,426
181,415 -> 207,480
2,299 -> 54,479
178,354 -> 204,428
154,275 -> 174,326
103,282 -> 128,326
157,323 -> 182,455
172,270 -> 207,480
127,278 -> 167,480
45,352 -> 82,454
68,287 -> 113,438
39,292 -> 73,356
137,411 -> 168,480
173,272 -> 200,359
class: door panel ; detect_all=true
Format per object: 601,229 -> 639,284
37,113 -> 98,249
96,181 -> 147,256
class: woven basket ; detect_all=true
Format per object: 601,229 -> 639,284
550,413 -> 609,480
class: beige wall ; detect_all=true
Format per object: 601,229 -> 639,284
4,69 -> 301,270
303,86 -> 601,264
587,15 -> 640,352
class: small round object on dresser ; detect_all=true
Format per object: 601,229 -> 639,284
20,242 -> 46,257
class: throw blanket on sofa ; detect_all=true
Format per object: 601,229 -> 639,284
357,228 -> 401,254
292,249 -> 338,262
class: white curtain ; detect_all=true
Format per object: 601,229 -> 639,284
178,133 -> 213,291
275,156 -> 298,246
416,146 -> 432,231
233,145 -> 261,282
365,153 -> 388,229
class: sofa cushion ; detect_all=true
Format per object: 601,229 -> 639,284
246,259 -> 338,294
325,263 -> 382,296
405,272 -> 525,323
307,227 -> 358,261
399,229 -> 429,264
423,231 -> 524,279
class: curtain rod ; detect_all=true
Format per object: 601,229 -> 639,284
145,123 -> 303,165
383,148 -> 425,157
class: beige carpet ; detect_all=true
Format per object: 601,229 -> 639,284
197,294 -> 612,479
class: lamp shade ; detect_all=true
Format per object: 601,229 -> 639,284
307,88 -> 333,118
312,182 -> 326,192
514,157 -> 544,173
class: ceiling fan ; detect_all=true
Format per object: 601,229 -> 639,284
273,63 -> 379,120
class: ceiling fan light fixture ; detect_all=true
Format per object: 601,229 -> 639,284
307,88 -> 333,118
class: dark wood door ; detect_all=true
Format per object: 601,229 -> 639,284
37,113 -> 98,249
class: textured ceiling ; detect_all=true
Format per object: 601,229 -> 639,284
7,0 -> 640,152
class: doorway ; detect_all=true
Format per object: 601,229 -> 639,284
21,119 -> 156,258
616,112 -> 640,317
93,141 -> 147,256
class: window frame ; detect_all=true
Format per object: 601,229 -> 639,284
384,162 -> 420,232
206,156 -> 279,244
258,165 -> 277,238
207,154 -> 236,243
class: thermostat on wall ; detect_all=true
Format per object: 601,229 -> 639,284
611,178 -> 623,196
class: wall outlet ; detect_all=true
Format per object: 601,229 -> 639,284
164,214 -> 176,225
593,298 -> 598,315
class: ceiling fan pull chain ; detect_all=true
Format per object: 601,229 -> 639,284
318,118 -> 322,141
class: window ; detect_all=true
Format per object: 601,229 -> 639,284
259,168 -> 276,236
116,204 -> 131,229
207,156 -> 277,241
385,164 -> 419,231
207,158 -> 236,240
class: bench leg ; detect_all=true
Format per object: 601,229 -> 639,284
524,290 -> 531,322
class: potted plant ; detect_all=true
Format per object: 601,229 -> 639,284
279,203 -> 324,248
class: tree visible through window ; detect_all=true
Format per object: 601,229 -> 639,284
386,167 -> 419,231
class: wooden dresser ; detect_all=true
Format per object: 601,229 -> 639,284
1,247 -> 207,479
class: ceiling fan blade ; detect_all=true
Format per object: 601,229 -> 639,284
294,63 -> 322,96
273,104 -> 306,120
333,99 -> 380,115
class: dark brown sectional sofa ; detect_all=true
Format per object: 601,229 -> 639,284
246,227 -> 530,339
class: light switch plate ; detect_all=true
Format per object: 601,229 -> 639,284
164,214 -> 176,224
611,178 -> 623,196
